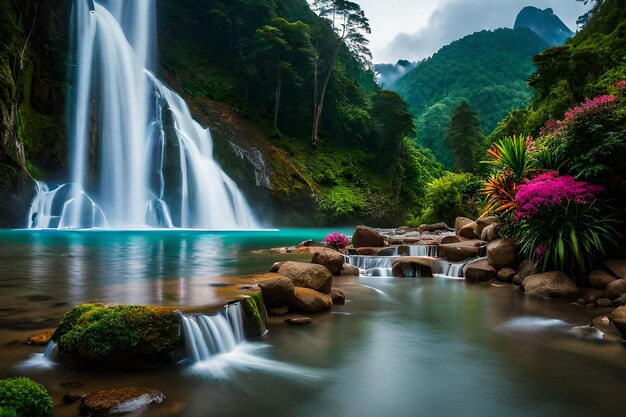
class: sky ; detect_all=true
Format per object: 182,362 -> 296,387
351,0 -> 594,63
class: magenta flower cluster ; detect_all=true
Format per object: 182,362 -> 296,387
324,232 -> 350,250
514,171 -> 604,220
541,94 -> 618,136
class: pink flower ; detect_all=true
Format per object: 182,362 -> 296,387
564,95 -> 616,120
325,232 -> 350,250
616,80 -> 626,89
535,244 -> 546,257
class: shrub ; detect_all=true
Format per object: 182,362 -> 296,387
417,173 -> 482,225
0,377 -> 52,417
324,232 -> 350,250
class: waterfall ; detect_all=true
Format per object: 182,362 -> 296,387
28,0 -> 257,229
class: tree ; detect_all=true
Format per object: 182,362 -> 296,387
310,0 -> 371,145
447,100 -> 483,173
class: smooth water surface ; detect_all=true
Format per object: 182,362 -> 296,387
1,229 -> 625,417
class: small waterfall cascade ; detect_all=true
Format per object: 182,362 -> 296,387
176,302 -> 248,362
347,255 -> 397,277
28,0 -> 257,229
16,341 -> 58,370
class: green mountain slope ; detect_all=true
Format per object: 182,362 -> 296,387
393,27 -> 548,168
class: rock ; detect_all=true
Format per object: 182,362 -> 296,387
465,259 -> 497,283
438,241 -> 482,262
79,388 -> 164,416
329,288 -> 346,305
391,257 -> 436,277
311,247 -> 345,275
515,259 -> 538,284
610,306 -> 626,339
252,273 -> 295,309
591,315 -> 622,337
487,238 -> 517,269
289,288 -> 332,314
376,247 -> 397,256
454,217 -> 474,234
596,298 -> 614,307
351,226 -> 386,248
26,328 -> 56,345
522,271 -> 580,300
268,306 -> 289,316
581,287 -> 606,300
277,261 -> 333,294
613,294 -> 626,306
481,222 -> 501,242
63,392 -> 87,404
285,317 -> 312,325
588,270 -> 618,289
606,279 -> 626,299
476,216 -> 498,237
418,223 -> 451,233
340,264 -> 360,276
497,268 -> 516,283
606,259 -> 626,280
269,261 -> 285,273
356,247 -> 380,255
458,222 -> 478,239
440,235 -> 461,244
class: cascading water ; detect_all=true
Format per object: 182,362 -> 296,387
28,0 -> 257,229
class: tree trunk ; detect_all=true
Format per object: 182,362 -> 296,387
273,71 -> 282,133
311,42 -> 341,146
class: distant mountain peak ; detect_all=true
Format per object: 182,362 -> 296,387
514,6 -> 574,46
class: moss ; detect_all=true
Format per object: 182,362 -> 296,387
0,377 -> 52,417
239,292 -> 267,338
53,304 -> 182,366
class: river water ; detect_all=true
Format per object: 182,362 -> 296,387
0,229 -> 624,416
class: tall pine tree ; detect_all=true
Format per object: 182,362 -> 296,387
447,100 -> 483,173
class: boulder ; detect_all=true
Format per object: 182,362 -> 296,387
269,261 -> 285,273
458,222 -> 478,239
440,235 -> 461,245
376,247 -> 397,256
251,273 -> 295,309
340,264 -> 360,276
311,247 -> 345,275
465,259 -> 497,283
481,222 -> 501,242
476,216 -> 498,237
596,298 -> 614,307
329,288 -> 346,305
591,315 -> 622,337
606,279 -> 626,300
588,270 -> 618,289
356,247 -> 380,255
79,388 -> 164,416
438,241 -> 482,262
27,328 -> 56,345
391,257 -> 436,277
352,226 -> 386,248
487,238 -> 517,269
514,259 -> 538,285
613,294 -> 626,306
497,268 -> 516,283
607,260 -> 626,280
455,217 -> 474,234
610,306 -> 626,339
418,223 -> 451,233
277,261 -> 333,294
522,271 -> 580,300
289,288 -> 332,314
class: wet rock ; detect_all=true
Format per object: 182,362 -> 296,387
285,317 -> 312,325
487,238 -> 517,270
269,261 -> 285,273
311,247 -> 345,275
356,247 -> 380,255
522,271 -> 580,300
609,306 -> 626,339
497,268 -> 516,283
277,261 -> 333,294
614,294 -> 626,306
606,279 -> 626,300
440,235 -> 461,244
63,392 -> 87,404
465,259 -> 497,282
515,259 -> 538,284
289,288 -> 332,314
391,257 -> 436,277
329,288 -> 346,305
476,216 -> 498,237
439,241 -> 482,262
577,298 -> 586,305
588,270 -> 618,289
480,222 -> 501,242
418,223 -> 451,233
458,221 -> 478,239
596,298 -> 614,307
252,273 -> 295,309
340,264 -> 360,276
606,260 -> 626,280
376,247 -> 397,256
26,328 -> 56,345
79,387 -> 164,416
268,306 -> 289,316
454,217 -> 474,234
351,226 -> 386,248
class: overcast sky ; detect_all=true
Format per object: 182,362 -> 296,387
351,0 -> 593,63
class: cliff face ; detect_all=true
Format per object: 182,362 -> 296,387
0,0 -> 71,227
514,6 -> 574,46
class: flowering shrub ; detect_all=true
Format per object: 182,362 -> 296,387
514,171 -> 604,220
324,232 -> 350,250
563,95 -> 616,119
540,94 -> 618,136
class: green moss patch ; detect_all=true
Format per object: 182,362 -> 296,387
0,377 -> 52,417
239,292 -> 267,338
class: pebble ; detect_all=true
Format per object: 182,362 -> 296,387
285,317 -> 312,325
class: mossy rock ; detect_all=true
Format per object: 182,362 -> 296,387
238,292 -> 267,338
0,377 -> 52,417
52,304 -> 181,366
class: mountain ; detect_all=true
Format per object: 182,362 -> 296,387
375,60 -> 419,88
514,6 -> 574,46
393,27 -> 548,168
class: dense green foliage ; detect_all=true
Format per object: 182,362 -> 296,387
0,377 -> 52,417
52,304 -> 181,365
394,28 -> 549,168
447,101 -> 483,172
